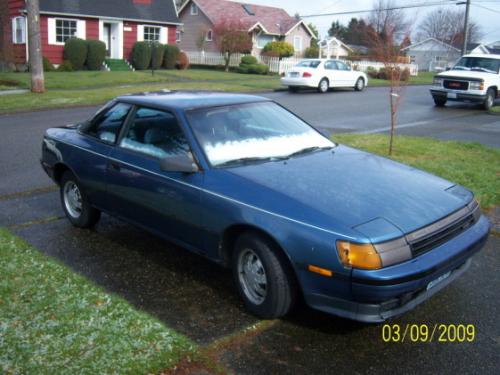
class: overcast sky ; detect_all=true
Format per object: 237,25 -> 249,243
233,0 -> 500,45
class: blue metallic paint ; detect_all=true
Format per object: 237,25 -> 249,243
41,92 -> 490,322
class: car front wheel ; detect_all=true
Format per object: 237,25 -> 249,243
354,77 -> 365,91
317,78 -> 329,93
232,232 -> 297,319
483,88 -> 495,110
60,171 -> 101,228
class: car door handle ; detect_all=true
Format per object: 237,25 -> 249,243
109,161 -> 121,171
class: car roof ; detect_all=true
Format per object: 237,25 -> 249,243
116,90 -> 270,110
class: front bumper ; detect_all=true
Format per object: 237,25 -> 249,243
430,89 -> 487,103
304,214 -> 490,323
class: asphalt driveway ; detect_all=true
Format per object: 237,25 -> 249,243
0,85 -> 499,374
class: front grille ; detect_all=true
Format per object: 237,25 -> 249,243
410,213 -> 477,257
444,80 -> 469,90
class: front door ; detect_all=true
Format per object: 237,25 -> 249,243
103,23 -> 112,57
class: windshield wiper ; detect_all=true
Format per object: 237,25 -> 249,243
286,146 -> 334,159
471,67 -> 494,73
216,156 -> 286,168
453,66 -> 469,71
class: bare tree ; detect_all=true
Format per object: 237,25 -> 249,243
368,23 -> 413,155
26,0 -> 45,93
369,0 -> 409,39
417,8 -> 482,46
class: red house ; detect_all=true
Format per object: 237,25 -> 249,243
6,0 -> 181,66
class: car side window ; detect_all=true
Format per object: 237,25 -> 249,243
336,61 -> 350,71
86,102 -> 132,143
120,107 -> 190,159
324,61 -> 337,70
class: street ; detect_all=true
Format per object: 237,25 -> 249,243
0,85 -> 499,374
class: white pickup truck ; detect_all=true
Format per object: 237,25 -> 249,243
430,54 -> 500,110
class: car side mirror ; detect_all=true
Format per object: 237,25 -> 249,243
160,152 -> 199,173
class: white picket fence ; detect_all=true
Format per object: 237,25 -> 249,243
184,51 -> 419,76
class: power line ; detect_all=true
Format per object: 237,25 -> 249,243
300,1 -> 456,18
472,2 -> 500,13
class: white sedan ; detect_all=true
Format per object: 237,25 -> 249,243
281,59 -> 368,93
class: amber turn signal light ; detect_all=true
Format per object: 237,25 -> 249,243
308,264 -> 333,277
336,241 -> 382,270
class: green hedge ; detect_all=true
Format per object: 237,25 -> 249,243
64,38 -> 87,70
262,41 -> 294,58
163,45 -> 180,69
43,57 -> 55,72
150,43 -> 165,70
86,40 -> 106,70
240,55 -> 258,65
57,60 -> 74,72
238,55 -> 269,75
132,41 -> 152,70
304,47 -> 319,58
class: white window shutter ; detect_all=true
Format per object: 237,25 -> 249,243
11,18 -> 17,43
137,25 -> 144,42
47,18 -> 56,45
77,20 -> 86,39
160,27 -> 168,44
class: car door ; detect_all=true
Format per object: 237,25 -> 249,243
106,106 -> 204,250
75,101 -> 133,210
323,60 -> 340,87
335,60 -> 357,86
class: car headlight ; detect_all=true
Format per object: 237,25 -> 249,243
433,77 -> 443,87
336,241 -> 382,270
469,81 -> 484,90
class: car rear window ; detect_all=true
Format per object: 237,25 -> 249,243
296,60 -> 321,68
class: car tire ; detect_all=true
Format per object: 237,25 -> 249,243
483,88 -> 495,110
434,97 -> 447,107
317,78 -> 329,93
232,231 -> 297,319
60,171 -> 101,228
354,77 -> 365,92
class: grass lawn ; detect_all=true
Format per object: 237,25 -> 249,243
370,71 -> 434,86
334,134 -> 499,209
490,105 -> 500,113
0,228 -> 195,374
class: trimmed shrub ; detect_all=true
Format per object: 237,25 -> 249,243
366,66 -> 378,79
262,41 -> 294,58
240,55 -> 258,65
163,45 -> 180,69
377,67 -> 410,81
85,40 -> 106,70
304,47 -> 319,58
57,60 -> 74,72
131,41 -> 152,70
64,37 -> 87,70
43,57 -> 55,72
150,43 -> 165,70
177,51 -> 189,70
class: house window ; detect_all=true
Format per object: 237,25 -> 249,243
176,31 -> 181,43
144,26 -> 161,42
293,36 -> 303,52
191,3 -> 198,15
410,55 -> 416,63
56,19 -> 77,43
206,30 -> 213,42
12,17 -> 26,44
257,35 -> 274,49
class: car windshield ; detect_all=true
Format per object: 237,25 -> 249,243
295,60 -> 321,68
453,57 -> 500,74
186,102 -> 334,167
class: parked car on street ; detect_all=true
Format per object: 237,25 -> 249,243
430,54 -> 500,110
281,59 -> 368,93
41,91 -> 490,322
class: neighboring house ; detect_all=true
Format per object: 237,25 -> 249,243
5,0 -> 180,65
468,43 -> 500,55
177,0 -> 316,57
319,37 -> 352,59
347,44 -> 370,56
402,38 -> 461,71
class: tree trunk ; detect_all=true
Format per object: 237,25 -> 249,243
389,89 -> 396,156
224,52 -> 230,72
26,0 -> 45,93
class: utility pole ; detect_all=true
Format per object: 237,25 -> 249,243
461,0 -> 471,56
26,0 -> 45,93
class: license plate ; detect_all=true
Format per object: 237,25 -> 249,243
447,92 -> 457,99
289,72 -> 299,77
427,271 -> 451,291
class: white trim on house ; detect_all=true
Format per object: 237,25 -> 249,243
205,29 -> 213,42
190,3 -> 199,15
12,16 -> 27,44
160,26 -> 168,44
284,20 -> 317,39
47,17 -> 86,45
99,19 -> 123,59
39,11 -> 183,26
293,35 -> 303,52
247,22 -> 280,36
401,37 -> 460,52
137,25 -> 144,42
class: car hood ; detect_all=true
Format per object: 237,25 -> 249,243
205,145 -> 472,242
436,70 -> 492,80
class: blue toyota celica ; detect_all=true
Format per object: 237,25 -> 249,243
40,91 -> 490,322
